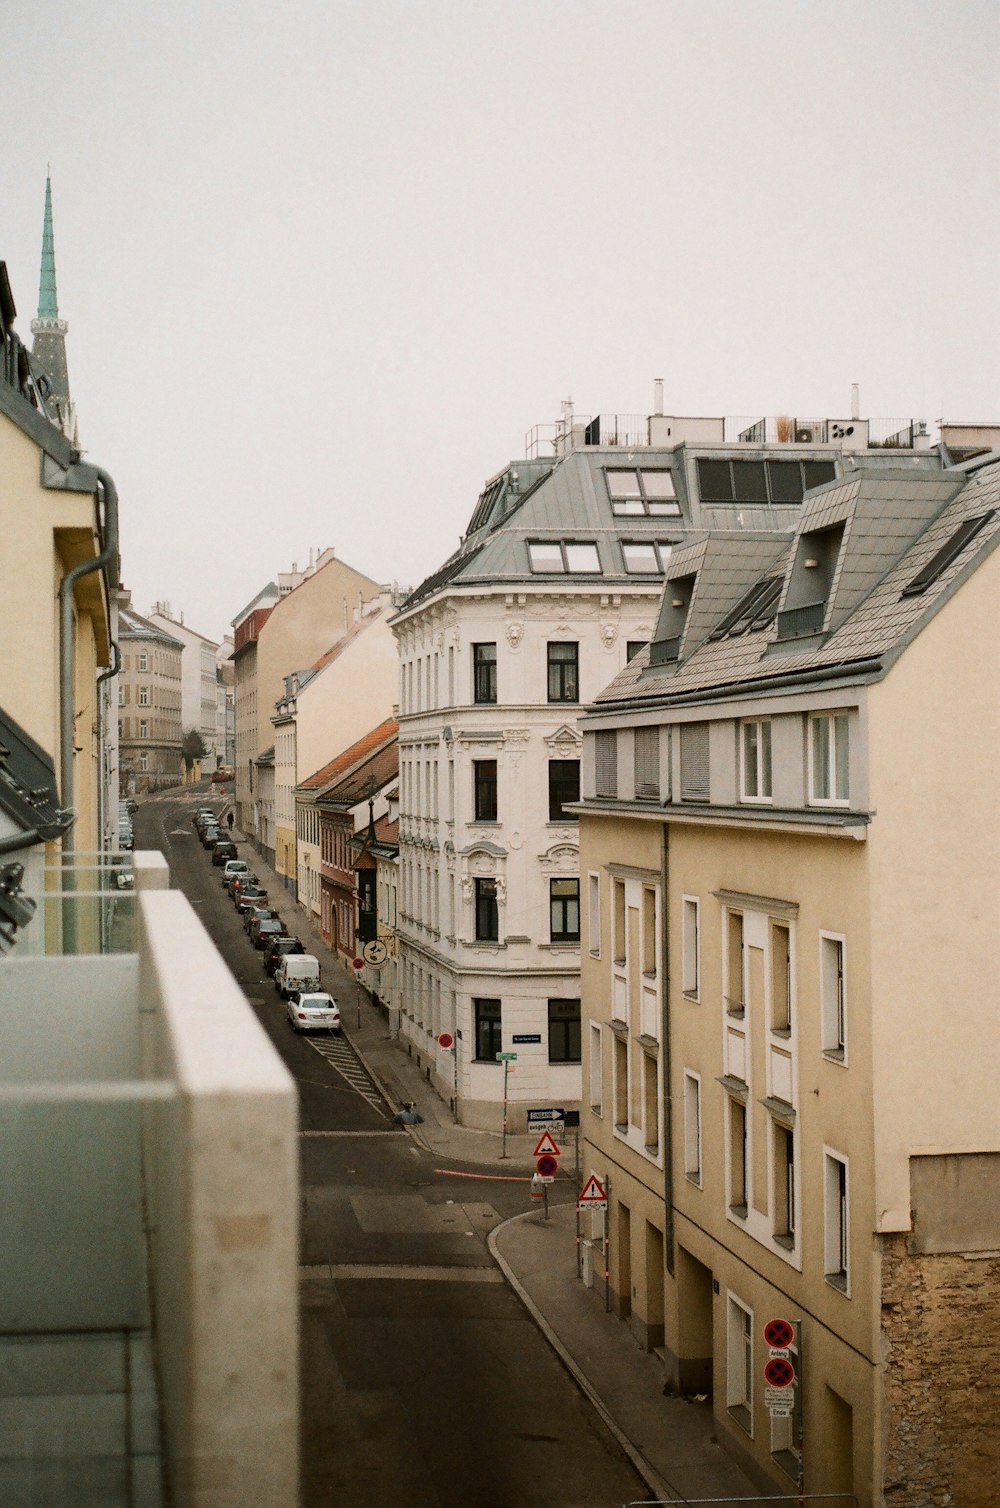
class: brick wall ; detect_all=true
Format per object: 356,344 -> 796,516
882,1235 -> 1000,1507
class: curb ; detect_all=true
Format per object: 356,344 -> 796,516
487,1210 -> 676,1505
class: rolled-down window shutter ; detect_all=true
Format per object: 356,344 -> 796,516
680,722 -> 710,802
634,727 -> 660,800
595,731 -> 618,798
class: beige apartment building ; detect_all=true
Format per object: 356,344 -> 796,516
117,596 -> 183,792
577,455 -> 1000,1504
231,549 -> 382,847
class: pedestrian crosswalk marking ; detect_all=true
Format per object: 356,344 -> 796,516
306,1034 -> 388,1118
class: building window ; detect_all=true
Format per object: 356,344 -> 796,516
473,643 -> 497,704
682,897 -> 700,997
547,642 -> 579,702
548,760 -> 579,821
588,872 -> 601,954
772,1124 -> 795,1247
548,999 -> 581,1063
740,719 -> 772,801
809,712 -> 850,805
594,731 -> 617,797
726,911 -> 745,1016
728,1096 -> 747,1215
117,686 -> 125,707
771,923 -> 792,1033
613,1034 -> 628,1128
589,1024 -> 602,1113
679,722 -> 710,802
698,456 -> 835,506
528,541 -> 601,574
824,1151 -> 850,1292
621,541 -> 673,574
474,998 -> 502,1060
684,1072 -> 702,1184
550,878 -> 580,943
473,760 -> 498,821
139,720 -> 148,739
726,1295 -> 754,1433
634,727 -> 659,800
821,934 -> 847,1060
138,753 -> 148,772
606,468 -> 680,516
138,686 -> 150,708
642,887 -> 657,975
626,640 -> 647,662
138,652 -> 148,672
474,878 -> 499,941
612,878 -> 626,965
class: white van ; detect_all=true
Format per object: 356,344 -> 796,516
275,953 -> 321,998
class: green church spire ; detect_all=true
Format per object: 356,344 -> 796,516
37,171 -> 59,321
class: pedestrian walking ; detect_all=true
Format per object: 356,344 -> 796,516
226,810 -> 234,833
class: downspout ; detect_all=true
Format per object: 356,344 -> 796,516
95,640 -> 121,853
59,466 -> 119,859
661,819 -> 674,1276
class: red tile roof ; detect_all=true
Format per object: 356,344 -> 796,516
299,717 -> 398,791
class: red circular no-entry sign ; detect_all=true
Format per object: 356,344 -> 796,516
438,1032 -> 454,1049
536,1154 -> 559,1178
763,1317 -> 795,1349
763,1356 -> 796,1388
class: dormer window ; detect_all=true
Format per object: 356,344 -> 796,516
648,573 -> 696,665
606,469 -> 680,516
622,542 -> 673,574
775,523 -> 845,642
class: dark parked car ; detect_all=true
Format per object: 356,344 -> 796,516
211,841 -> 238,866
264,935 -> 305,975
245,905 -> 278,937
228,872 -> 259,899
253,919 -> 287,951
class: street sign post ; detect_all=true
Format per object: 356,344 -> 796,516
532,1130 -> 561,1159
535,1153 -> 558,1178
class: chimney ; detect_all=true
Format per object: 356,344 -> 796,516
850,383 -> 860,420
653,378 -> 664,416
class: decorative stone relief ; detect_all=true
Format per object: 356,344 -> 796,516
600,621 -> 619,649
505,621 -> 524,650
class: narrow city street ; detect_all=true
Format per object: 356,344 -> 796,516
135,787 -> 650,1508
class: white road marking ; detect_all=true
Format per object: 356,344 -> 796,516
298,1264 -> 502,1283
305,1034 -> 388,1118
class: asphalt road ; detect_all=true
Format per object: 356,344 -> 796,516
135,785 -> 648,1508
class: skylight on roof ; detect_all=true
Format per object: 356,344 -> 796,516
900,512 -> 995,598
708,576 -> 783,639
605,469 -> 680,516
528,541 -> 602,574
622,542 -> 673,574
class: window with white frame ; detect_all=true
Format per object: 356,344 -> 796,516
771,1122 -> 795,1247
139,719 -> 148,739
809,712 -> 850,805
528,541 -> 602,574
117,685 -> 125,707
682,896 -> 700,997
621,541 -> 674,574
605,468 -> 680,516
683,1072 -> 702,1184
589,1023 -> 602,1114
740,719 -> 772,801
138,752 -> 148,771
726,1295 -> 753,1432
588,872 -> 601,954
820,934 -> 847,1060
138,652 -> 148,672
824,1150 -> 850,1292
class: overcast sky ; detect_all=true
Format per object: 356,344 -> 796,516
4,0 -> 998,643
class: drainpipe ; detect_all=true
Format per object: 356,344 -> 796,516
59,466 -> 119,859
96,640 -> 121,854
661,820 -> 674,1276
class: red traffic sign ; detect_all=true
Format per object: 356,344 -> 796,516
578,1173 -> 608,1204
763,1356 -> 796,1388
437,1032 -> 454,1049
352,957 -> 364,970
763,1318 -> 795,1349
536,1153 -> 559,1178
532,1130 -> 561,1158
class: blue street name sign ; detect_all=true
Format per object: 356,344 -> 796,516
512,1033 -> 542,1044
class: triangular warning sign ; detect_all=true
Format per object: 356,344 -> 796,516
578,1173 -> 607,1204
533,1130 -> 561,1158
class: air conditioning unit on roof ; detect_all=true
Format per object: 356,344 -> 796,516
794,420 -> 826,444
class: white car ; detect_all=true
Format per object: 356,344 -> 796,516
286,991 -> 341,1034
221,859 -> 251,886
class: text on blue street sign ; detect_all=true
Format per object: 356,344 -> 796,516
512,1034 -> 541,1044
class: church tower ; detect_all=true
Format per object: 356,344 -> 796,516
31,172 -> 78,444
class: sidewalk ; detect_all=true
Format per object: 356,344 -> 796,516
232,822 -> 758,1505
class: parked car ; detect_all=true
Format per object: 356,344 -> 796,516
264,935 -> 305,976
221,860 -> 251,886
235,887 -> 268,915
286,990 -> 341,1034
211,841 -> 238,866
245,905 -> 278,937
275,952 -> 321,998
252,918 -> 287,951
200,827 -> 221,849
118,827 -> 134,852
228,871 -> 259,898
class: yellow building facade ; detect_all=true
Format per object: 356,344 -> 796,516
579,459 -> 1000,1504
